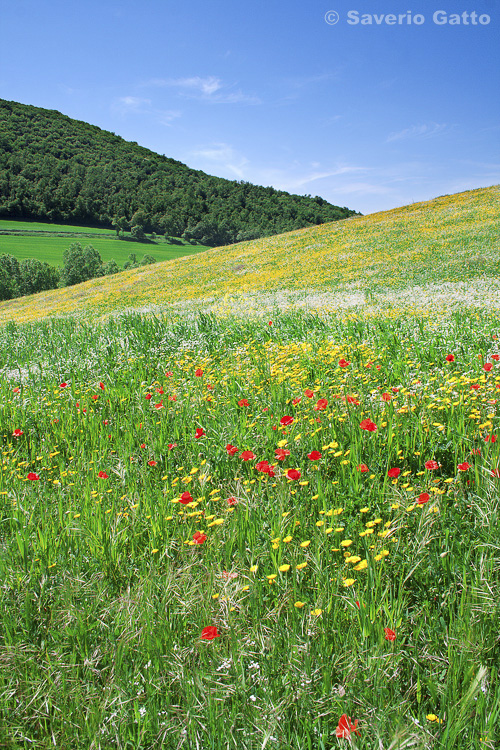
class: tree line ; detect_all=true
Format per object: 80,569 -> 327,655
0,99 -> 359,246
0,245 -> 156,301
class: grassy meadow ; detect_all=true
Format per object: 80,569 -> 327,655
0,219 -> 208,267
0,187 -> 499,749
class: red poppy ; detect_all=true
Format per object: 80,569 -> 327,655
387,468 -> 401,478
168,395 -> 177,401
292,397 -> 302,405
165,371 -> 173,377
425,460 -> 439,470
275,448 -> 291,461
307,451 -> 322,460
458,462 -> 471,471
193,531 -> 207,545
13,387 -> 20,393
167,443 -> 177,450
314,398 -> 328,411
418,493 -> 430,504
27,472 -> 40,481
140,443 -> 146,449
492,354 -> 500,361
241,451 -> 256,461
201,626 -> 220,640
238,399 -> 249,407
445,354 -> 455,362
13,429 -> 24,437
381,392 -> 392,402
155,401 -> 164,410
338,359 -> 350,368
304,389 -> 314,398
357,463 -> 369,473
287,469 -> 301,480
147,460 -> 157,466
195,369 -> 203,377
255,460 -> 271,473
483,363 -> 493,372
346,395 -> 360,405
268,321 -> 273,326
280,415 -> 294,426
360,419 -> 377,432
226,496 -> 238,505
384,627 -> 396,641
59,382 -> 68,388
485,434 -> 497,443
335,714 -> 360,739
470,384 -> 481,390
180,491 -> 193,505
145,393 -> 152,400
99,382 -> 105,390
91,395 -> 99,401
195,428 -> 205,439
156,387 -> 164,394
98,471 -> 108,479
491,468 -> 500,478
226,444 -> 239,456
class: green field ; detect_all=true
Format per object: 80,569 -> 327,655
0,189 -> 499,749
0,219 -> 209,268
0,219 -> 118,234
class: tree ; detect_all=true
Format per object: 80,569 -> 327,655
140,254 -> 156,266
103,258 -> 120,275
0,265 -> 16,301
123,253 -> 138,270
131,224 -> 146,241
0,254 -> 21,297
112,215 -> 129,237
19,258 -> 59,295
60,243 -> 104,286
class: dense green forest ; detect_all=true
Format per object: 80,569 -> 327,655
0,99 -> 359,246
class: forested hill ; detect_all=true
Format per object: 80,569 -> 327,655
0,99 -> 359,246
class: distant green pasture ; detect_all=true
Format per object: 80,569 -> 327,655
0,234 -> 208,266
0,219 -> 117,234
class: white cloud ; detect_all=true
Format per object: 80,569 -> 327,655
386,122 -> 449,142
170,76 -> 223,96
140,75 -> 260,104
191,143 -> 249,178
112,96 -> 151,114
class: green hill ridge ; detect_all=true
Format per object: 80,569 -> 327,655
0,99 -> 357,246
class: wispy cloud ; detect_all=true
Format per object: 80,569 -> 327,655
170,76 -> 223,96
191,143 -> 249,178
112,96 -> 152,114
141,75 -> 261,104
111,96 -> 181,126
386,122 -> 449,142
283,166 -> 370,190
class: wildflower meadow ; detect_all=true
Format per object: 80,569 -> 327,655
0,187 -> 499,749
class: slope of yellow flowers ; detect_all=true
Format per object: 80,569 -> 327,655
0,185 -> 498,325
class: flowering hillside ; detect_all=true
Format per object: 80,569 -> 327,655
0,185 -> 498,325
0,186 -> 499,748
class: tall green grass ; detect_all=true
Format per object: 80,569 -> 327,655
0,308 -> 499,748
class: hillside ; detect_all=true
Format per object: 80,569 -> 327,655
1,185 -> 498,326
0,99 -> 357,245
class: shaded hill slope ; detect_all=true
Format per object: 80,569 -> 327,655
0,99 -> 357,245
0,185 -> 498,326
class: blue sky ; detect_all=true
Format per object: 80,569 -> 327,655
1,0 -> 498,214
